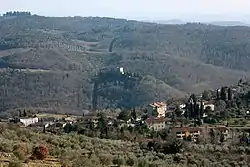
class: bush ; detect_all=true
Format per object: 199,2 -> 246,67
0,141 -> 13,152
13,143 -> 29,161
113,157 -> 125,166
99,154 -> 112,166
32,145 -> 49,160
126,157 -> 135,166
72,157 -> 93,167
137,158 -> 149,167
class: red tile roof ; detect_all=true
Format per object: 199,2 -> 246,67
172,127 -> 202,133
145,117 -> 165,125
149,102 -> 166,108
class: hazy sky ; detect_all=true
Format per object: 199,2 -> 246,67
1,0 -> 250,21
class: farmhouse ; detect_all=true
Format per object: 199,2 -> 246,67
20,117 -> 39,127
198,100 -> 215,111
172,127 -> 202,140
145,117 -> 166,131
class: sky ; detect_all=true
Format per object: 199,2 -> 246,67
1,0 -> 250,21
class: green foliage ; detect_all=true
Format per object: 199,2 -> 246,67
98,113 -> 108,137
0,125 -> 249,166
126,157 -> 135,166
13,143 -> 28,161
1,16 -> 250,110
117,110 -> 130,121
202,90 -> 212,101
112,157 -> 125,166
3,11 -> 31,17
137,158 -> 149,167
99,154 -> 112,166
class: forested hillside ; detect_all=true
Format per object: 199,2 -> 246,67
0,14 -> 250,111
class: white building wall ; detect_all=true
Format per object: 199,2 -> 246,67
20,118 -> 39,127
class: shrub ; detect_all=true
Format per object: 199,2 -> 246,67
113,157 -> 125,166
0,141 -> 13,152
13,143 -> 29,161
99,154 -> 112,166
32,145 -> 49,160
126,157 -> 135,166
137,158 -> 149,167
72,157 -> 93,167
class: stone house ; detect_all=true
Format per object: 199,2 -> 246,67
172,127 -> 202,140
198,100 -> 215,111
145,117 -> 166,131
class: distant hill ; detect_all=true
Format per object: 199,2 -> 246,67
206,21 -> 250,27
0,15 -> 250,111
146,19 -> 250,27
146,19 -> 186,25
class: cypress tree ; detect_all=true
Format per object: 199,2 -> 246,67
131,107 -> 137,120
220,87 -> 227,101
228,88 -> 233,101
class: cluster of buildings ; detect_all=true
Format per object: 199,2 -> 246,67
7,114 -> 78,133
3,98 -> 230,142
143,100 -> 229,141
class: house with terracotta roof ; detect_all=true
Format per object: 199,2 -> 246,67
147,102 -> 166,118
145,117 -> 166,131
171,127 -> 202,140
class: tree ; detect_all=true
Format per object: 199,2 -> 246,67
131,108 -> 137,120
220,87 -> 227,101
202,90 -> 211,101
189,94 -> 197,103
236,97 -> 242,108
246,91 -> 250,105
220,109 -> 228,121
209,129 -> 217,144
220,133 -> 225,143
117,110 -> 130,121
194,103 -> 200,119
64,123 -> 73,133
238,78 -> 243,85
204,105 -> 212,114
152,107 -> 158,117
215,100 -> 227,111
171,112 -> 177,127
184,103 -> 190,119
216,89 -> 220,100
228,88 -> 233,101
23,109 -> 27,117
200,100 -> 204,118
175,107 -> 183,117
98,113 -> 108,138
